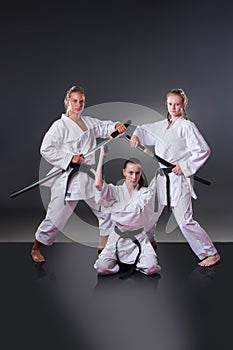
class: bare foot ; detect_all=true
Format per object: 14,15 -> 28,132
198,253 -> 220,267
31,240 -> 45,263
31,248 -> 45,263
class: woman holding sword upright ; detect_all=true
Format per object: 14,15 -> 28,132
93,146 -> 161,276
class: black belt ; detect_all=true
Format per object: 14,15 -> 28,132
155,166 -> 173,212
64,163 -> 95,200
115,226 -> 143,279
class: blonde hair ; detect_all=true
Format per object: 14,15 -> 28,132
64,85 -> 85,111
166,88 -> 189,126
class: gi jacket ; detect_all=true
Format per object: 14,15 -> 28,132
133,117 -> 210,206
40,114 -> 115,200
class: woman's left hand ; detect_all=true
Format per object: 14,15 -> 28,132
100,145 -> 110,158
172,163 -> 183,175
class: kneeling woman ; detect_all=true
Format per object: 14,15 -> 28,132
94,147 -> 161,276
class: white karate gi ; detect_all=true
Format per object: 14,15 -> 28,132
133,117 -> 218,260
35,114 -> 116,246
94,180 -> 161,275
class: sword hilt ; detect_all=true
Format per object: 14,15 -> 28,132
110,120 -> 132,139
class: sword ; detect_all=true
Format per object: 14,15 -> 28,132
124,135 -> 211,186
9,168 -> 63,198
10,120 -> 132,198
63,120 -> 132,198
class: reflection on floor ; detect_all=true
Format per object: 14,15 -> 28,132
1,242 -> 231,350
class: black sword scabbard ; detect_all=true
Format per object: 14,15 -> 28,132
125,135 -> 211,186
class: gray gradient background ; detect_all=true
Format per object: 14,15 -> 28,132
1,0 -> 232,242
0,2 -> 232,350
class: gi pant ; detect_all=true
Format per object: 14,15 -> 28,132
94,230 -> 161,276
35,180 -> 113,246
146,189 -> 217,260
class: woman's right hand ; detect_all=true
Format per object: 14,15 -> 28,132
71,154 -> 84,164
130,135 -> 140,147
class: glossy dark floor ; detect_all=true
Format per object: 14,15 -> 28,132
1,242 -> 231,350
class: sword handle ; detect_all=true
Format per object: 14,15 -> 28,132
110,120 -> 132,139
